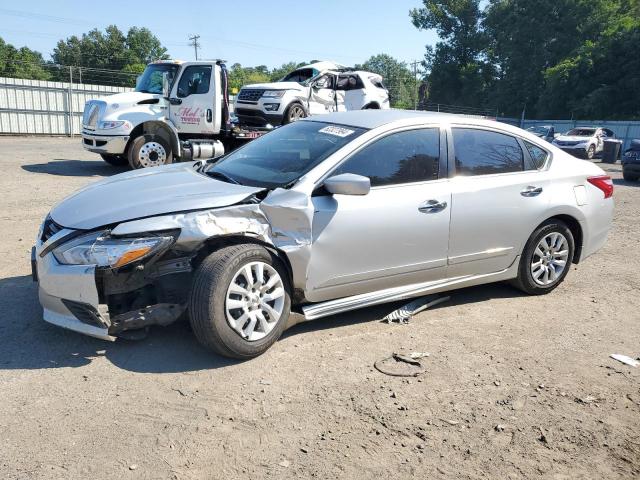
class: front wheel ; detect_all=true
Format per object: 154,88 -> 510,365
586,145 -> 596,160
189,244 -> 291,359
99,154 -> 128,166
128,134 -> 173,169
283,103 -> 306,124
512,220 -> 575,295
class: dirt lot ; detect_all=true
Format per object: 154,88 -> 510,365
0,136 -> 638,479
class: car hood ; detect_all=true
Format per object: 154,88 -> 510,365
50,162 -> 265,230
96,91 -> 160,109
555,135 -> 591,142
242,81 -> 306,91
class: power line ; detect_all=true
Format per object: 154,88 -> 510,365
188,34 -> 201,61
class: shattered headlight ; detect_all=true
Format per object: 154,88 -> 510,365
262,90 -> 286,98
52,231 -> 173,268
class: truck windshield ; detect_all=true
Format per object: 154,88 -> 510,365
205,121 -> 366,189
135,64 -> 179,94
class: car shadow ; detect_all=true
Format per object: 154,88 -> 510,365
21,159 -> 128,177
0,274 -> 525,374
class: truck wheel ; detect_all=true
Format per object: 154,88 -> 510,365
189,244 -> 291,359
99,154 -> 128,167
128,134 -> 173,169
283,103 -> 306,124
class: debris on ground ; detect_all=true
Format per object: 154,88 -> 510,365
409,352 -> 430,360
575,395 -> 600,405
610,354 -> 640,368
382,295 -> 450,324
374,352 -> 427,377
495,424 -> 506,432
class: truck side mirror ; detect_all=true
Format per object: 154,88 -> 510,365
162,72 -> 170,99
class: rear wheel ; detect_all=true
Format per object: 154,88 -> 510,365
189,244 -> 291,359
100,154 -> 128,166
128,134 -> 173,169
512,220 -> 575,295
283,103 -> 306,124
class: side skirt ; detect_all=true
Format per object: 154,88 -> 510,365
300,256 -> 520,321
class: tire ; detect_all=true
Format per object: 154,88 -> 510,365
100,153 -> 128,166
189,244 -> 291,359
362,103 -> 380,109
128,134 -> 173,169
586,145 -> 595,160
623,170 -> 638,182
511,219 -> 575,295
283,103 -> 306,124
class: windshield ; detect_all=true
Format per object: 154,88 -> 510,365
281,68 -> 319,85
135,64 -> 179,94
566,128 -> 596,137
206,121 -> 367,189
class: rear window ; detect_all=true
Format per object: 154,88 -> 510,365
453,128 -> 524,176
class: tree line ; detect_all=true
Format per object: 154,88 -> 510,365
412,0 -> 640,119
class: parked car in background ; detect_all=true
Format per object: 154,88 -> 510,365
234,61 -> 389,127
552,127 -> 616,160
526,125 -> 556,143
33,110 -> 614,358
622,139 -> 640,181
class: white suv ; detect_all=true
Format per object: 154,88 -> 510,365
234,61 -> 389,127
552,127 -> 616,160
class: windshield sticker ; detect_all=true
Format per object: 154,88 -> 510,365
319,125 -> 355,137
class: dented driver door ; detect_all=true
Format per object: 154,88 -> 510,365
308,73 -> 341,115
170,64 -> 216,135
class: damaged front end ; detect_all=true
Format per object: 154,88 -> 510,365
36,186 -> 315,340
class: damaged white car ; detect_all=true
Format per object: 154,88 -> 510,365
33,110 -> 614,358
234,61 -> 390,127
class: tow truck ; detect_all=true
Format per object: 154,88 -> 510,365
81,60 -> 265,169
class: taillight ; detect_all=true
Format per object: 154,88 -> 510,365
587,175 -> 614,198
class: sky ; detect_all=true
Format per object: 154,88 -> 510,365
0,1 -> 438,69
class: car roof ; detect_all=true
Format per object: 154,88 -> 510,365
303,109 -> 501,130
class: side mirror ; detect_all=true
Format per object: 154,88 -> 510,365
324,173 -> 370,196
162,72 -> 170,99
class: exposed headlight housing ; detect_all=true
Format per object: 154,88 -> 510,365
52,231 -> 174,268
98,120 -> 126,129
262,90 -> 286,98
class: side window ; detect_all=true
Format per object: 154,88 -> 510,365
314,74 -> 334,89
524,141 -> 549,170
453,128 -> 524,176
332,129 -> 440,187
177,65 -> 211,98
336,74 -> 364,91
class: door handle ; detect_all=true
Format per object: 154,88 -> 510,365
418,200 -> 447,213
521,186 -> 543,197
206,109 -> 212,122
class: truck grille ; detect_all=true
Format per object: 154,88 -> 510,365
82,100 -> 104,129
237,89 -> 264,102
41,215 -> 63,242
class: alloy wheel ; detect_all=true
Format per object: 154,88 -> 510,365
530,232 -> 569,286
288,105 -> 305,122
225,261 -> 285,341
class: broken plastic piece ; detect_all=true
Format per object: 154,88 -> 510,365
610,354 -> 640,368
383,295 -> 450,324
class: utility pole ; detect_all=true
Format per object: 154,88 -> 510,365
188,34 -> 201,60
410,60 -> 420,110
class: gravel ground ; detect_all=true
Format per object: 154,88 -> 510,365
0,136 -> 639,479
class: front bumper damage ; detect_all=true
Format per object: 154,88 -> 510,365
34,188 -> 315,340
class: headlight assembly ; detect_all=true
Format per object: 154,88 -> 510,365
98,120 -> 125,129
262,90 -> 286,98
52,231 -> 174,268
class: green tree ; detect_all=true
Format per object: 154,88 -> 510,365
0,37 -> 50,80
356,54 -> 418,108
52,25 -> 168,85
410,0 -> 494,107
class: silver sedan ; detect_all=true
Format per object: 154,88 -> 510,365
33,110 -> 614,358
